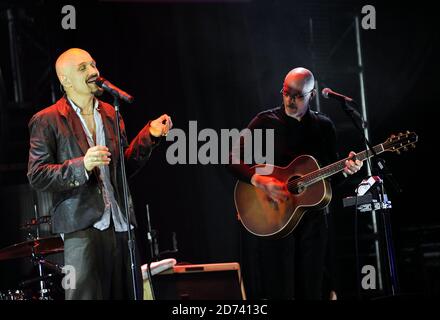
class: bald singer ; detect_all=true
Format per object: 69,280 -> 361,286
27,48 -> 172,300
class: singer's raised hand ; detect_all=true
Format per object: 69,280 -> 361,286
149,114 -> 173,137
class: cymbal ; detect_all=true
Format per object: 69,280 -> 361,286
0,236 -> 63,261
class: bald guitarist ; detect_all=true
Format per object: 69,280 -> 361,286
228,67 -> 363,300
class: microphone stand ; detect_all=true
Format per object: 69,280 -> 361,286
340,99 -> 400,297
145,204 -> 157,300
113,96 -> 140,300
341,100 -> 402,194
340,100 -> 372,169
376,179 -> 400,296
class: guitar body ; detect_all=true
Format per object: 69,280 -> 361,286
234,131 -> 418,238
234,155 -> 332,239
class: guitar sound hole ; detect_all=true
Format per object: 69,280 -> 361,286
288,176 -> 305,195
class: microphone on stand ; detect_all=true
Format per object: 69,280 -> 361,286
321,87 -> 354,103
95,77 -> 134,104
321,87 -> 367,127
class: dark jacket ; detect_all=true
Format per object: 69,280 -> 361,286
27,96 -> 159,234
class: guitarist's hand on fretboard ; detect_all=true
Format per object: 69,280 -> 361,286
343,151 -> 364,175
250,174 -> 290,204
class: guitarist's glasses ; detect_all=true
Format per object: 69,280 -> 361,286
281,88 -> 315,101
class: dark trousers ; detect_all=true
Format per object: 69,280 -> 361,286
63,226 -> 143,300
239,210 -> 328,300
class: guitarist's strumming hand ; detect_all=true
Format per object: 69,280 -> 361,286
344,151 -> 363,175
251,174 -> 290,203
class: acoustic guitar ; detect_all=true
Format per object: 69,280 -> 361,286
234,131 -> 418,239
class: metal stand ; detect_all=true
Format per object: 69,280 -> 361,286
344,179 -> 399,297
32,203 -> 46,299
29,251 -> 63,300
113,96 -> 140,300
6,8 -> 24,104
31,201 -> 52,300
145,204 -> 157,300
337,95 -> 399,297
27,232 -> 63,301
143,204 -> 179,300
376,180 -> 399,295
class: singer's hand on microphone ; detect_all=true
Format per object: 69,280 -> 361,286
149,114 -> 173,137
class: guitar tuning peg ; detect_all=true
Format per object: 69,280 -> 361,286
403,147 -> 408,151
411,144 -> 416,148
396,150 -> 401,155
406,130 -> 410,134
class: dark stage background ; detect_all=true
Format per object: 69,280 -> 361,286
0,0 -> 439,299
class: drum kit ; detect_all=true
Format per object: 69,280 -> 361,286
0,216 -> 64,300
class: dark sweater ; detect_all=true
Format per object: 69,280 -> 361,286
228,106 -> 339,184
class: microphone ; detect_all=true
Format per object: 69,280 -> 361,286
322,87 -> 368,127
321,88 -> 354,103
95,77 -> 134,104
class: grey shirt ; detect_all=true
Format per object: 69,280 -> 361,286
69,98 -> 132,232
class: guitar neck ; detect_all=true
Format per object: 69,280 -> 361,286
302,143 -> 385,186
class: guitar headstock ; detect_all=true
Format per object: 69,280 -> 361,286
383,131 -> 418,154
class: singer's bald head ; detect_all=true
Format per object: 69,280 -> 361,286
55,48 -> 101,97
55,48 -> 93,82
